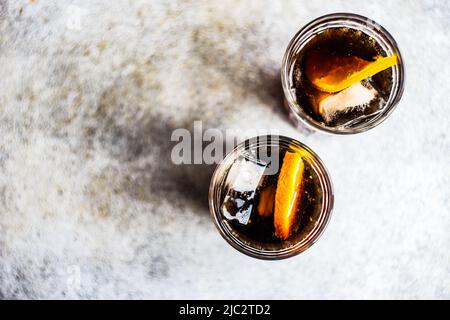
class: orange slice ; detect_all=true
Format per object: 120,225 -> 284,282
305,50 -> 398,93
310,81 -> 378,123
274,151 -> 305,240
257,185 -> 275,218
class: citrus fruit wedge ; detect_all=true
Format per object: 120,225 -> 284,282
305,50 -> 398,93
274,151 -> 305,240
313,81 -> 378,123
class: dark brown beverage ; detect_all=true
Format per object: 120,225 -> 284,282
221,146 -> 322,250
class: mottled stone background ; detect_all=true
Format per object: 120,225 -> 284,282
0,0 -> 449,299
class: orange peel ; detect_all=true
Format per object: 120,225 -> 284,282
274,151 -> 305,240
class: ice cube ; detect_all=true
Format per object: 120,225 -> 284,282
221,156 -> 267,225
316,81 -> 378,124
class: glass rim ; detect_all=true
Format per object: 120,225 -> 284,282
208,135 -> 334,260
281,12 -> 405,135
